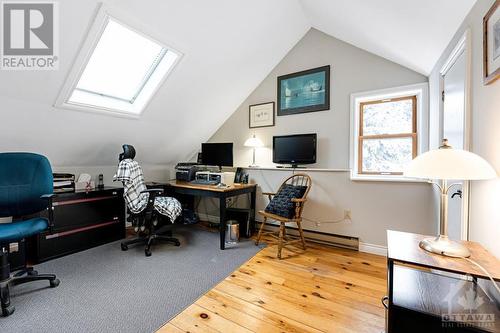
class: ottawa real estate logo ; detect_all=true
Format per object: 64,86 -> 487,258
1,1 -> 58,70
442,279 -> 495,330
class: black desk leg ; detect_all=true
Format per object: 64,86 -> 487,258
386,258 -> 394,333
219,195 -> 227,250
250,189 -> 256,235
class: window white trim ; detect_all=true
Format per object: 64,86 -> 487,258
438,29 -> 472,241
349,83 -> 429,182
439,28 -> 471,152
54,4 -> 183,119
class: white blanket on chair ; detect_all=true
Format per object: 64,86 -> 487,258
114,159 -> 182,222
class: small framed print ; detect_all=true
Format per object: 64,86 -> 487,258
249,102 -> 275,128
483,0 -> 500,85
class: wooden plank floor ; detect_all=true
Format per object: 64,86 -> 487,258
157,236 -> 387,333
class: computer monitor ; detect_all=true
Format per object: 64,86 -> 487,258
201,143 -> 233,168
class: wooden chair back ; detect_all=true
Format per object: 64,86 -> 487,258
277,173 -> 312,220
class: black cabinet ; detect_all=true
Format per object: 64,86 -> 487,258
7,239 -> 26,271
388,266 -> 499,332
386,231 -> 500,333
34,187 -> 125,263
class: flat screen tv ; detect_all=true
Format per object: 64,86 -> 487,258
201,142 -> 233,168
273,133 -> 317,167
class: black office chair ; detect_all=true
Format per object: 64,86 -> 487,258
115,145 -> 182,257
0,153 -> 60,317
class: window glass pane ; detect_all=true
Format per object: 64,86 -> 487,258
74,19 -> 164,101
362,137 -> 413,173
362,98 -> 413,135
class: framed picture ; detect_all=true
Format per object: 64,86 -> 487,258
483,0 -> 500,85
249,102 -> 275,128
277,65 -> 330,116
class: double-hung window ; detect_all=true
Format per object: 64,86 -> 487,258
350,84 -> 428,180
359,96 -> 417,175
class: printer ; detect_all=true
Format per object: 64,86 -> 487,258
175,163 -> 199,182
195,171 -> 222,184
195,171 -> 236,185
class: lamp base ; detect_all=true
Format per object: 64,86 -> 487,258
419,235 -> 471,258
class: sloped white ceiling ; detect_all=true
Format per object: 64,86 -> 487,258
1,0 -> 476,167
0,0 -> 309,166
299,0 -> 477,75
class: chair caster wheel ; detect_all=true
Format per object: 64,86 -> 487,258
2,306 -> 15,317
145,250 -> 152,257
121,244 -> 128,251
50,278 -> 60,288
174,241 -> 180,246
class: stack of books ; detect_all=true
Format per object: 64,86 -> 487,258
53,173 -> 75,193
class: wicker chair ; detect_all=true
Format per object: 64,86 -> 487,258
255,173 -> 312,259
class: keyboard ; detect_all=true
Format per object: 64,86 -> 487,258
189,179 -> 219,186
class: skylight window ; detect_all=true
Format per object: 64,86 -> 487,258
56,8 -> 181,117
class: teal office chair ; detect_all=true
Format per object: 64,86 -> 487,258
0,153 -> 60,317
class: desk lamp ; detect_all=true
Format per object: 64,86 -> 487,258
404,139 -> 497,258
244,134 -> 264,167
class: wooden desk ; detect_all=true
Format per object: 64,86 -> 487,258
387,230 -> 500,281
169,181 -> 257,250
386,230 -> 500,332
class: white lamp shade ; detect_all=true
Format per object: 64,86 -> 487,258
244,136 -> 264,148
405,148 -> 497,180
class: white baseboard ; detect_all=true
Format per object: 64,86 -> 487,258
359,242 -> 387,256
198,214 -> 387,256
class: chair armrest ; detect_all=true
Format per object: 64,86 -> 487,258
140,188 -> 164,195
140,188 -> 164,212
262,192 -> 276,200
40,193 -> 56,232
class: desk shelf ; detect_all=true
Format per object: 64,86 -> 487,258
391,265 -> 499,332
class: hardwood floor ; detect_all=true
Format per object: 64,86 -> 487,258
157,237 -> 387,333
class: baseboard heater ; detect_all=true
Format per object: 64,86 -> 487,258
258,221 -> 359,251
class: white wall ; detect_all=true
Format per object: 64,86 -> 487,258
429,0 -> 500,257
207,29 -> 437,248
52,164 -> 171,187
211,29 -> 429,169
0,0 -> 309,167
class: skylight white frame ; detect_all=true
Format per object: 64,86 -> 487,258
54,4 -> 183,119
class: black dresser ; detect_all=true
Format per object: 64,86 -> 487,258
33,187 -> 125,263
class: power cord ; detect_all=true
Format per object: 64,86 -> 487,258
303,211 -> 351,227
463,257 -> 500,296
